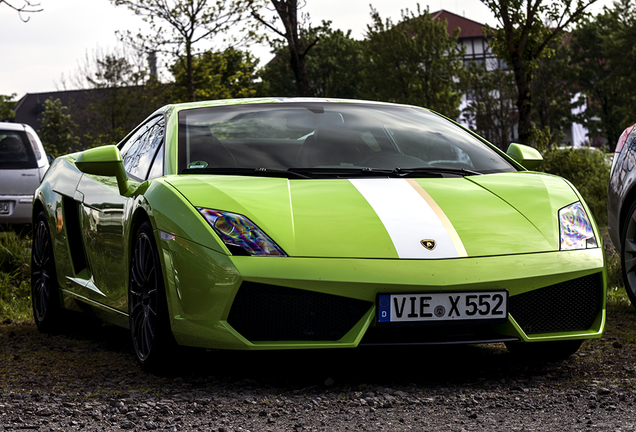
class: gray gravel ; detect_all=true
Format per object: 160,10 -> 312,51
2,308 -> 636,431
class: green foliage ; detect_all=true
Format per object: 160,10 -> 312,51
484,0 -> 559,75
260,22 -> 364,99
570,0 -> 636,150
0,94 -> 16,121
171,47 -> 263,102
259,39 -> 296,97
77,50 -> 171,148
38,98 -> 81,158
361,6 -> 466,118
527,124 -> 565,153
531,39 -> 576,137
306,26 -> 364,99
538,146 -> 610,226
462,63 -> 517,150
112,0 -> 257,101
0,232 -> 32,321
480,0 -> 595,142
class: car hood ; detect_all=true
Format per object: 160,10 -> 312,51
166,172 -> 580,259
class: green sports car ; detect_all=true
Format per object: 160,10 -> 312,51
31,98 -> 605,368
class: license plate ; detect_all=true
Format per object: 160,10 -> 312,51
0,202 -> 10,215
377,291 -> 508,323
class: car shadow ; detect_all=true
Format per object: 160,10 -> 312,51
3,315 -> 604,394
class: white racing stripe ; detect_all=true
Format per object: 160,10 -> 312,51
350,178 -> 467,259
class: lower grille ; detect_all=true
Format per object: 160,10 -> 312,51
509,273 -> 602,334
228,282 -> 372,341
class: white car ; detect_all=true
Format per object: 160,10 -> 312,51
0,122 -> 49,227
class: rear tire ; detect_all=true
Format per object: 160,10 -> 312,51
621,200 -> 636,306
129,221 -> 176,370
505,339 -> 584,361
31,210 -> 62,332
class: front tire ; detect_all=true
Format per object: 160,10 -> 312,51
129,221 -> 176,370
621,200 -> 636,306
31,210 -> 62,332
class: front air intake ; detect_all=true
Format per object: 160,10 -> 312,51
509,273 -> 602,334
228,282 -> 372,341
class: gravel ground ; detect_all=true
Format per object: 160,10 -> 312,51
2,302 -> 636,432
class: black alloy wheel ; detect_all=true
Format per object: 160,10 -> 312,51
129,221 -> 175,369
31,210 -> 62,332
621,201 -> 636,306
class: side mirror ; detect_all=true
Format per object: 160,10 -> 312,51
75,145 -> 132,196
506,143 -> 543,170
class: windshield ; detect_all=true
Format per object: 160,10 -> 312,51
177,103 -> 516,177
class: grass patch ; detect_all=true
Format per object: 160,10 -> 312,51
0,231 -> 33,321
603,229 -> 631,307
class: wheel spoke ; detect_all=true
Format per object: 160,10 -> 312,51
626,256 -> 636,274
129,227 -> 165,363
626,239 -> 636,255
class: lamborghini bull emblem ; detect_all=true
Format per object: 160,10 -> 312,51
420,239 -> 436,251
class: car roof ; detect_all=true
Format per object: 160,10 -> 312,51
0,122 -> 28,132
157,97 -> 418,114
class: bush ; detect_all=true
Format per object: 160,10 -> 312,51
538,147 -> 610,226
0,232 -> 32,321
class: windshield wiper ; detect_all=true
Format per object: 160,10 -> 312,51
182,167 -> 311,179
390,167 -> 482,177
287,166 -> 481,178
288,167 -> 395,178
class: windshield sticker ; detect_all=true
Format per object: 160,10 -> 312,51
188,160 -> 208,169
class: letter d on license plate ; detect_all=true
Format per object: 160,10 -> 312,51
377,291 -> 508,323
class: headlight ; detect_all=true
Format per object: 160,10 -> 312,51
197,208 -> 286,256
559,202 -> 598,250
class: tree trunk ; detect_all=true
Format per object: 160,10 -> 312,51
186,41 -> 195,102
288,43 -> 313,97
511,54 -> 532,144
271,0 -> 313,97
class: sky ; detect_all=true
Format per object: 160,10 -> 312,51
0,0 -> 611,99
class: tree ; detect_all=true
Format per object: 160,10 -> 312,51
260,22 -> 364,99
1,0 -> 42,21
0,94 -> 16,121
171,47 -> 263,102
68,47 -> 171,148
38,98 -> 80,158
251,0 -> 316,96
111,0 -> 254,101
530,38 -> 573,145
302,25 -> 364,99
462,63 -> 517,150
570,0 -> 636,150
480,0 -> 597,144
606,0 -> 636,127
361,6 -> 466,119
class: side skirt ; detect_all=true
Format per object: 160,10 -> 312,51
61,289 -> 129,329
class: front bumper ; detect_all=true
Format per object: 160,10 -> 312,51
160,236 -> 606,350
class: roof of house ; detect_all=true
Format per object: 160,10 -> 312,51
431,9 -> 487,39
13,89 -> 96,131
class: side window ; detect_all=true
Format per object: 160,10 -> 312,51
120,116 -> 165,180
147,143 -> 164,180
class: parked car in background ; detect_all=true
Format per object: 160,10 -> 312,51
607,124 -> 636,305
32,98 -> 605,369
0,122 -> 50,229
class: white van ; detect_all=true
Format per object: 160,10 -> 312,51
0,122 -> 50,227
